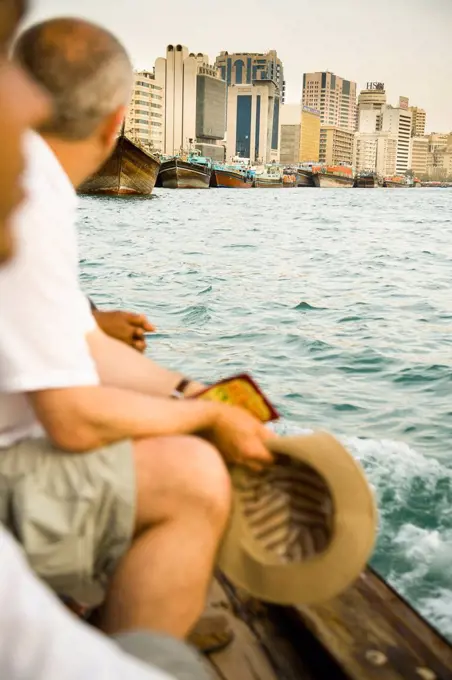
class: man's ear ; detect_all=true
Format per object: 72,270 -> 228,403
99,105 -> 127,151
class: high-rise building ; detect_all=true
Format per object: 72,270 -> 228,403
154,45 -> 226,159
427,133 -> 452,179
381,104 -> 413,174
409,107 -> 426,137
302,71 -> 357,131
319,126 -> 354,165
411,136 -> 429,177
125,70 -> 164,152
427,148 -> 452,179
429,132 -> 450,152
354,131 -> 398,176
300,106 -> 321,162
357,83 -> 387,113
357,109 -> 380,134
357,83 -> 387,131
353,134 -> 377,172
354,89 -> 395,175
226,80 -> 280,163
279,104 -> 321,164
195,63 -> 227,160
215,50 -> 285,102
280,104 -> 301,164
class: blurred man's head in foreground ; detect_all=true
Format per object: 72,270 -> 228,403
14,17 -> 133,180
0,0 -> 50,263
0,0 -> 26,52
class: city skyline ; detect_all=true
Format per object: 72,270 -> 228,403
25,0 -> 452,133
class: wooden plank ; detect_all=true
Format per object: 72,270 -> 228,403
208,612 -> 281,680
293,568 -> 452,680
205,576 -> 319,680
205,577 -> 281,680
209,575 -> 315,680
201,569 -> 452,680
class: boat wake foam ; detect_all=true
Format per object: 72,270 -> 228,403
275,421 -> 452,639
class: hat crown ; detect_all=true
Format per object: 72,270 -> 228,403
238,455 -> 334,563
219,433 -> 378,606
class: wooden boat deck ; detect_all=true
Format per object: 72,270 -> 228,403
203,569 -> 452,680
204,577 -> 311,680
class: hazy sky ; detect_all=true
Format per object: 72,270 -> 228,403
25,0 -> 452,132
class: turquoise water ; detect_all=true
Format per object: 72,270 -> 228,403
78,187 -> 452,638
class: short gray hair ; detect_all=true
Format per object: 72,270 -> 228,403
14,17 -> 133,140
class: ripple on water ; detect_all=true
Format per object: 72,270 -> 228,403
78,187 -> 452,638
293,301 -> 327,311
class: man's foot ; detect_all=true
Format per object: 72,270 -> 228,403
187,613 -> 234,655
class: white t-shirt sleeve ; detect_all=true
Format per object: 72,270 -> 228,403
0,135 -> 98,393
0,526 -> 174,680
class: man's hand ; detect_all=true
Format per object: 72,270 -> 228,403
202,405 -> 275,471
93,310 -> 155,352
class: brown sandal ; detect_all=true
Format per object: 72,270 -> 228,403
187,613 -> 234,655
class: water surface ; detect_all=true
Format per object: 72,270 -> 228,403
78,187 -> 452,638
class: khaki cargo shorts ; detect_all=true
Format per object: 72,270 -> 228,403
0,437 -> 135,608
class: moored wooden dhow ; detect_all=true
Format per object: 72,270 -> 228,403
210,165 -> 254,188
282,169 -> 297,187
254,165 -> 283,188
296,164 -> 316,187
312,165 -> 354,188
383,175 -> 409,188
78,134 -> 160,196
355,172 -> 378,188
159,153 -> 212,189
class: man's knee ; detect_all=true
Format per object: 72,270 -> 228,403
134,435 -> 232,527
176,435 -> 232,521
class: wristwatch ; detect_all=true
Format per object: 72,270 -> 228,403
171,377 -> 191,399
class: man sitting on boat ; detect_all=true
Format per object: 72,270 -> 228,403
0,2 -> 210,678
0,15 -> 272,652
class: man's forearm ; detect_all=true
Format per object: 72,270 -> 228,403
29,385 -> 220,452
88,326 -> 204,398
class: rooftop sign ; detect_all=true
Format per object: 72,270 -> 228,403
366,82 -> 385,90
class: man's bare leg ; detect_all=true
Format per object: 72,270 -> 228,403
100,435 -> 231,638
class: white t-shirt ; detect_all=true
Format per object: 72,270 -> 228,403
0,525 -> 174,680
0,132 -> 99,447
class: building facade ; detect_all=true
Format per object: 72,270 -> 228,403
354,133 -> 378,173
409,107 -> 426,137
279,104 -> 321,164
300,106 -> 320,162
427,133 -> 452,178
226,80 -> 280,163
357,108 -> 381,134
125,70 -> 164,152
381,106 -> 413,174
429,149 -> 452,179
154,45 -> 226,157
280,104 -> 301,165
411,136 -> 429,177
196,64 -> 227,160
215,50 -> 285,102
319,126 -> 354,165
357,83 -> 386,131
429,132 -> 450,152
354,131 -> 397,175
354,95 -> 398,175
302,71 -> 357,131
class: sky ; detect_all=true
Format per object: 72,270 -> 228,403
25,0 -> 452,133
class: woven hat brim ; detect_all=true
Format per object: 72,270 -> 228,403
218,432 -> 377,606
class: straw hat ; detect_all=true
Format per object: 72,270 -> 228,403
218,432 -> 377,605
